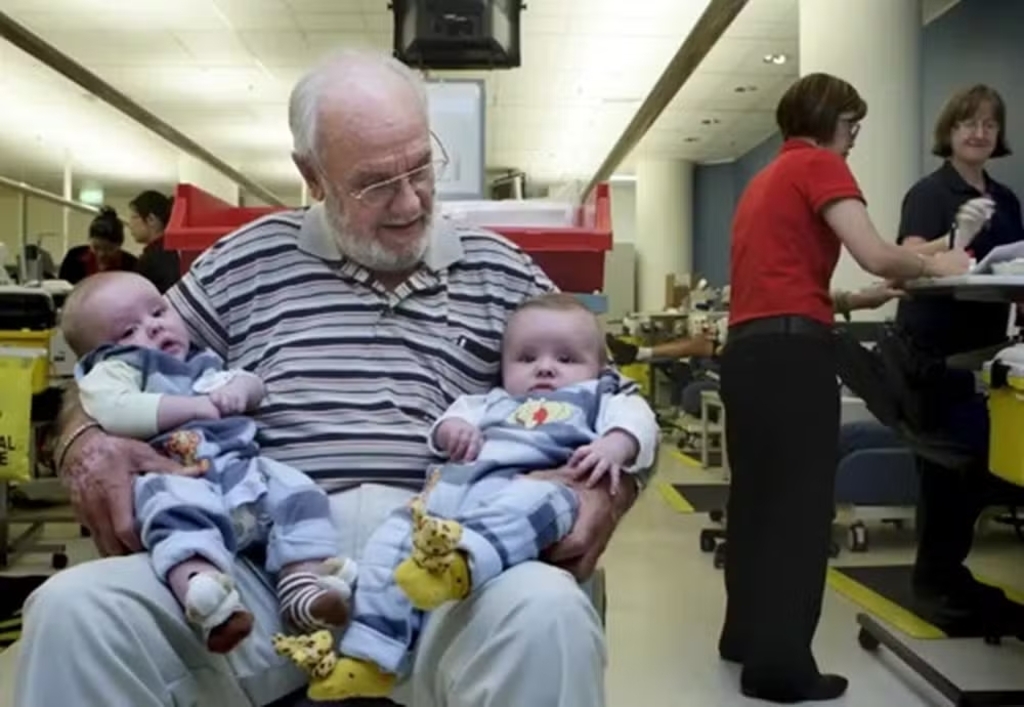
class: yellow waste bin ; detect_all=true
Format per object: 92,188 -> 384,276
983,359 -> 1024,488
0,352 -> 37,483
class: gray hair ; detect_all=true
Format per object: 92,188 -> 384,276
288,49 -> 429,161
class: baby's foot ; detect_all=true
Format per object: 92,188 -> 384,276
307,657 -> 396,703
395,514 -> 470,609
279,557 -> 358,632
184,572 -> 253,653
395,551 -> 471,610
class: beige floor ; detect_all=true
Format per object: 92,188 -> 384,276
2,448 -> 1023,706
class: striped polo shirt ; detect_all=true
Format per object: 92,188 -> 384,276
166,204 -> 559,489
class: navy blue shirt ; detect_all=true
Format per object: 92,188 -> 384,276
896,161 -> 1024,356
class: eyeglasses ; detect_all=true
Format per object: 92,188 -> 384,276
957,119 -> 999,135
348,134 -> 450,208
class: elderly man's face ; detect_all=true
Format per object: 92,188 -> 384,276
310,103 -> 436,273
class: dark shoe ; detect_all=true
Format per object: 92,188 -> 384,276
740,674 -> 848,703
913,572 -> 1024,638
605,334 -> 639,365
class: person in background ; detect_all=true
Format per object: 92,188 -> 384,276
58,206 -> 138,285
128,190 -> 181,293
719,72 -> 970,704
894,84 -> 1024,634
604,282 -> 899,366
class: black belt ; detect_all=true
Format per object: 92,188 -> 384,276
728,315 -> 832,345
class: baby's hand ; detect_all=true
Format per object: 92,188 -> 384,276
210,375 -> 265,417
435,419 -> 483,462
566,430 -> 638,495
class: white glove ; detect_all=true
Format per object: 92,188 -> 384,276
953,196 -> 995,249
973,241 -> 1024,273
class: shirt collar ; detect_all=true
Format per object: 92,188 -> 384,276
296,202 -> 464,273
780,138 -> 821,154
937,160 -> 1004,197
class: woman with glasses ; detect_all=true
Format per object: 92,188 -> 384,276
719,73 -> 970,703
894,85 -> 1024,636
58,206 -> 138,285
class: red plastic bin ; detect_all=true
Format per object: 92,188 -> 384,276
165,182 -> 613,293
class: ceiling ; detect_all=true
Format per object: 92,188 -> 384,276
0,0 -> 801,202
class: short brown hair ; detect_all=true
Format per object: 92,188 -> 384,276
775,73 -> 867,143
931,84 -> 1011,158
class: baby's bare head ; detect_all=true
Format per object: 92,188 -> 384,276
501,293 -> 607,395
62,272 -> 191,360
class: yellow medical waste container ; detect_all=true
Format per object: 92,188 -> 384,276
983,362 -> 1024,487
0,330 -> 51,394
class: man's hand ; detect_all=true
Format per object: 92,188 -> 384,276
63,429 -> 200,556
565,430 -> 638,495
531,469 -> 637,581
434,419 -> 483,462
209,375 -> 265,416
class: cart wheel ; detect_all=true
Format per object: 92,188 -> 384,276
709,508 -> 725,524
848,523 -> 869,553
829,541 -> 841,559
713,544 -> 727,570
51,552 -> 69,570
80,526 -> 91,538
857,627 -> 880,652
984,635 -> 1001,646
699,530 -> 717,553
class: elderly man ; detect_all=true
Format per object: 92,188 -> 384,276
14,51 -> 645,707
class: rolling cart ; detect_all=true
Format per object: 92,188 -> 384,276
852,274 -> 1024,706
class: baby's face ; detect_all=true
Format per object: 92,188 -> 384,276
501,307 -> 603,396
80,276 -> 191,359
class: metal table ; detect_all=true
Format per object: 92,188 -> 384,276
855,274 -> 1024,706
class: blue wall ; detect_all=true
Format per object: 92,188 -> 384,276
692,0 -> 1024,285
692,133 -> 780,284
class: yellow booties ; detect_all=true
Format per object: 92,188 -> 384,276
394,498 -> 472,610
272,630 -> 396,702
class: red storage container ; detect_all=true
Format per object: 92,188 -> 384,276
165,182 -> 613,292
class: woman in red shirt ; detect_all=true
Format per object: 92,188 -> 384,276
719,73 -> 970,703
58,207 -> 138,284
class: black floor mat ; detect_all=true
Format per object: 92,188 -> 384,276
671,483 -> 728,513
829,564 -> 1024,639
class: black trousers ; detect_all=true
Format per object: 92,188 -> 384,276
719,326 -> 838,685
914,453 -> 1024,589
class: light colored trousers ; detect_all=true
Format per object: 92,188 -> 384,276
14,483 -> 606,707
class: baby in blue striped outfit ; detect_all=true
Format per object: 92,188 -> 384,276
61,271 -> 357,654
274,292 -> 659,701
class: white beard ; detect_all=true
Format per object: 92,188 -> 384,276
322,189 -> 430,273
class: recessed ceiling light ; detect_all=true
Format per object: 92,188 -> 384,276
763,53 -> 788,65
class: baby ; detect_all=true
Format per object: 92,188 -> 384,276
61,271 -> 357,653
274,292 -> 658,701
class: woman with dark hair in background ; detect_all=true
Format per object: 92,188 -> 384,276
894,84 -> 1024,635
719,73 -> 971,703
128,189 -> 181,293
58,207 -> 138,285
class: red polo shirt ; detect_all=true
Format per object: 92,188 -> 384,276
729,139 -> 864,327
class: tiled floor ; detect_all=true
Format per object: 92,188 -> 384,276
2,448 -> 1023,706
